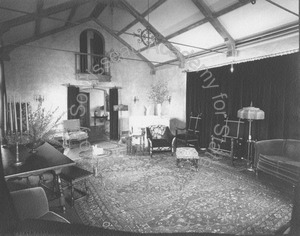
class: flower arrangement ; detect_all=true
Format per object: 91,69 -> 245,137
148,80 -> 169,104
26,101 -> 64,149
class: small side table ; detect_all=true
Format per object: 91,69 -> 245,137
127,130 -> 145,155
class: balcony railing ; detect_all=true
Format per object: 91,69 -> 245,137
75,52 -> 111,82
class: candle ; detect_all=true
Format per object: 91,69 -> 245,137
9,97 -> 13,132
19,97 -> 22,133
14,95 -> 18,132
4,96 -> 6,134
25,102 -> 29,131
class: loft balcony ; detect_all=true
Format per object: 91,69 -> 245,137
75,52 -> 111,82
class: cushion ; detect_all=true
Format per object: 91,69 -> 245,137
149,125 -> 167,139
152,139 -> 171,147
65,131 -> 88,141
259,154 -> 300,168
284,140 -> 300,161
176,147 -> 199,159
258,154 -> 300,184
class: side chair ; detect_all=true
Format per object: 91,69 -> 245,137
63,119 -> 89,148
175,113 -> 202,150
209,118 -> 245,165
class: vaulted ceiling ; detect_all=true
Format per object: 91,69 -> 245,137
0,0 -> 298,70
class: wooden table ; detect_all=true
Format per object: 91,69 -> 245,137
92,115 -> 108,126
1,142 -> 75,212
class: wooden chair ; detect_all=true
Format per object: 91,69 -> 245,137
209,118 -> 245,165
175,113 -> 202,150
63,119 -> 89,148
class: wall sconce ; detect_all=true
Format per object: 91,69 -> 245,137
167,95 -> 171,104
230,63 -> 234,73
133,96 -> 139,103
34,95 -> 44,103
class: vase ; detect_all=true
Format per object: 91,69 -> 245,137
155,103 -> 162,116
27,140 -> 45,154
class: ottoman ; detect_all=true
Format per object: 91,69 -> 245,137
176,147 -> 199,171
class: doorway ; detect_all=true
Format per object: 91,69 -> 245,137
82,88 -> 109,141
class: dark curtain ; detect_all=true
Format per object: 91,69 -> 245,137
78,92 -> 90,127
79,31 -> 88,73
109,88 -> 118,140
0,60 -> 7,137
67,86 -> 80,120
187,52 -> 300,148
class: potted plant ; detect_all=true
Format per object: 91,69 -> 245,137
148,80 -> 169,116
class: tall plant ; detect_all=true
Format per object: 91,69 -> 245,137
148,80 -> 169,104
27,101 -> 64,146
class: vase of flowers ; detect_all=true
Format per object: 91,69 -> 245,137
25,101 -> 64,153
148,81 -> 169,116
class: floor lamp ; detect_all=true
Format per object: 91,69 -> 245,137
237,103 -> 265,171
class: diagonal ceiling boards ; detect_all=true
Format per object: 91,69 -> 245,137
0,0 -> 298,71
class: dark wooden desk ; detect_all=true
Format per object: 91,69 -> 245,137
1,142 -> 75,212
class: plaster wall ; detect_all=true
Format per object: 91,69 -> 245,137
4,20 -> 187,133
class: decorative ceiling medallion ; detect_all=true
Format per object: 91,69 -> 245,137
136,27 -> 159,47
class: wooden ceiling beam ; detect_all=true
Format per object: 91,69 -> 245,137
119,0 -> 185,68
265,0 -> 298,17
2,17 -> 91,53
136,0 -> 250,53
65,5 -> 79,27
192,0 -> 236,57
92,17 -> 156,74
154,22 -> 298,69
90,2 -> 107,19
34,0 -> 44,36
215,0 -> 250,17
117,0 -> 167,36
0,0 -> 92,30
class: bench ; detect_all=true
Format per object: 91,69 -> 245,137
60,166 -> 93,207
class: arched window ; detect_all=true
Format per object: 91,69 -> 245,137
78,29 -> 108,75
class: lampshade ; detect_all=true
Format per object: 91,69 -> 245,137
237,106 -> 265,120
113,104 -> 128,111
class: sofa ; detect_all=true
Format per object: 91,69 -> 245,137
146,125 -> 176,157
254,139 -> 300,186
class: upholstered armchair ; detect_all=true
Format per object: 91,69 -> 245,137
146,125 -> 176,157
63,119 -> 89,148
10,187 -> 69,223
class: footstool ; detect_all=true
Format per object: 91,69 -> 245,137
60,165 -> 93,207
176,147 -> 200,171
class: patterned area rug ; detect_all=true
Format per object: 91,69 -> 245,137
73,149 -> 292,235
